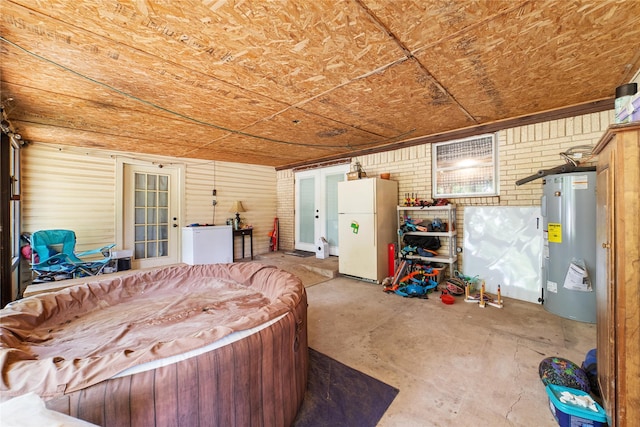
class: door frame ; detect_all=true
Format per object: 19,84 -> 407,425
294,164 -> 349,255
115,158 -> 185,268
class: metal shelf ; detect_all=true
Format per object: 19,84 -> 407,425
397,204 -> 458,276
403,254 -> 458,264
396,204 -> 456,212
403,230 -> 457,238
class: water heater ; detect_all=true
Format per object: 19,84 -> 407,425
541,171 -> 597,323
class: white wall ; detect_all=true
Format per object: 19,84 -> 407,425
21,144 -> 276,257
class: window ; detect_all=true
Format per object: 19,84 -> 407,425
432,133 -> 498,198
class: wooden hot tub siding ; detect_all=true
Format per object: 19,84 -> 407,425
45,292 -> 308,427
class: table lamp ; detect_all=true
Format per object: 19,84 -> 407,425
229,201 -> 246,227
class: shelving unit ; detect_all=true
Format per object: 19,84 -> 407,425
397,204 -> 458,276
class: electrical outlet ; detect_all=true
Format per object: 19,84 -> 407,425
212,189 -> 217,196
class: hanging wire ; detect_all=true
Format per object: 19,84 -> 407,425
560,144 -> 595,166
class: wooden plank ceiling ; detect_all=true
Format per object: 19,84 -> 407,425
1,0 -> 639,168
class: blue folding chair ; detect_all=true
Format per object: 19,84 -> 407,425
31,229 -> 115,281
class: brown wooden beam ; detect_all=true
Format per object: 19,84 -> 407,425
276,98 -> 614,170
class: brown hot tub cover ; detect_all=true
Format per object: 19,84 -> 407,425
0,263 -> 306,401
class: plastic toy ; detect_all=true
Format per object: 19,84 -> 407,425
465,280 -> 503,308
384,266 -> 438,298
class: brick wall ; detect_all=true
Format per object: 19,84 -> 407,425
276,169 -> 295,251
277,110 -> 615,268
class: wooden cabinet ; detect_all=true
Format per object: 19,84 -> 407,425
593,123 -> 640,427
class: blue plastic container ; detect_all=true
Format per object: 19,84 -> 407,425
545,384 -> 608,427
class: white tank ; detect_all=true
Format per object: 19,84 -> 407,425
541,171 -> 597,323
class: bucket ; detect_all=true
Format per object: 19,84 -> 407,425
545,384 -> 607,427
441,294 -> 455,305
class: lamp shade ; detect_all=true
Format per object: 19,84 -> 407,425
229,200 -> 246,213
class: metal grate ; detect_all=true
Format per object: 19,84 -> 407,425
433,134 -> 497,197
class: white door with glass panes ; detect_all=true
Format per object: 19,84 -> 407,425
123,164 -> 181,269
295,164 -> 348,255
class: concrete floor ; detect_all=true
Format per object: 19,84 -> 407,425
21,251 -> 597,426
253,252 -> 597,427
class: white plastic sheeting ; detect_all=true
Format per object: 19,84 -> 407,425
463,206 -> 543,303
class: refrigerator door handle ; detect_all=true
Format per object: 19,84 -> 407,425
373,219 -> 376,246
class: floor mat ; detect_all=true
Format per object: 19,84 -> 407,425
293,348 -> 399,427
284,250 -> 315,257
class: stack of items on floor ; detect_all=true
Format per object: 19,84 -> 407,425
382,264 -> 505,308
538,351 -> 608,427
382,260 -> 442,298
385,215 -> 447,298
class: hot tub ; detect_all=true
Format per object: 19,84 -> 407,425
0,263 -> 308,426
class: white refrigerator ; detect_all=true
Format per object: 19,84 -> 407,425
338,178 -> 398,283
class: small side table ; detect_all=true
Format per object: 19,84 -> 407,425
233,228 -> 253,260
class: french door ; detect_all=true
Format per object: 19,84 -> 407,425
122,163 -> 182,269
295,164 -> 348,255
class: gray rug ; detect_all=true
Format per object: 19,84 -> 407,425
293,348 -> 399,427
284,250 -> 315,257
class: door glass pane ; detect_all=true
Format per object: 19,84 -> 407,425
325,174 -> 343,247
135,173 -> 146,190
299,177 -> 315,245
135,191 -> 146,207
158,192 -> 168,207
147,208 -> 157,224
158,208 -> 168,223
135,208 -> 145,224
147,225 -> 157,240
159,175 -> 168,191
147,192 -> 156,207
147,242 -> 157,257
133,172 -> 170,260
135,243 -> 145,259
159,241 -> 168,256
159,225 -> 168,239
147,175 -> 157,190
135,225 -> 145,241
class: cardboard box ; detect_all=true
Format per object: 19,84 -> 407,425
346,171 -> 367,180
111,249 -> 133,259
432,266 -> 447,283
